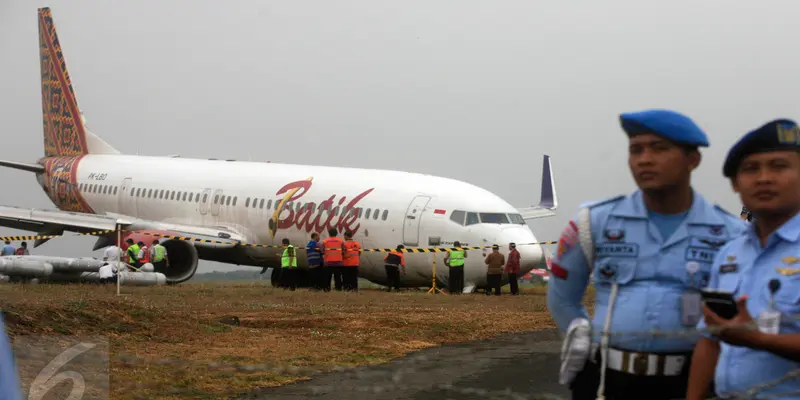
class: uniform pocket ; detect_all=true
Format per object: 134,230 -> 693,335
593,258 -> 636,285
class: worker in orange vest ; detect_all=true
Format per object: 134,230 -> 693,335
342,231 -> 361,292
321,228 -> 345,292
136,241 -> 151,269
383,244 -> 405,292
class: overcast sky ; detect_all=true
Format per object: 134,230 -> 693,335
1,1 -> 798,273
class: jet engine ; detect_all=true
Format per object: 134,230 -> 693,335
120,231 -> 199,284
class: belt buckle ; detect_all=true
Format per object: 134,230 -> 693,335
632,353 -> 649,376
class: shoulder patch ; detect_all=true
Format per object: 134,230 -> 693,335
579,195 -> 625,210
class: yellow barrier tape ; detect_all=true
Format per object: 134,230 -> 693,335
0,230 -> 557,253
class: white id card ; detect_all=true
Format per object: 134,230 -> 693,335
680,291 -> 703,326
757,310 -> 781,334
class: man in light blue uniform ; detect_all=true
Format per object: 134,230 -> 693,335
687,119 -> 800,400
547,109 -> 747,400
0,313 -> 22,400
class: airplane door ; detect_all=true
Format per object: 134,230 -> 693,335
118,178 -> 137,216
403,195 -> 431,247
199,188 -> 213,215
210,189 -> 223,216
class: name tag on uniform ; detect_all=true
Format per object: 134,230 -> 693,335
719,264 -> 738,274
757,310 -> 781,334
595,243 -> 639,257
680,291 -> 703,327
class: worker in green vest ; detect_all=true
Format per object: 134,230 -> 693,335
150,239 -> 169,272
445,240 -> 468,295
125,238 -> 141,270
280,238 -> 298,291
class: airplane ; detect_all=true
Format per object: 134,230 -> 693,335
0,7 -> 559,292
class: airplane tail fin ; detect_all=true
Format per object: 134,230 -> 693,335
38,7 -> 120,158
517,155 -> 558,220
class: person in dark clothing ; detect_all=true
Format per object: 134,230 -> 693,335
505,242 -> 521,295
306,233 -> 324,290
383,245 -> 405,292
484,244 -> 505,296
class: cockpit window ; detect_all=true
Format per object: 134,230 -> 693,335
479,213 -> 509,224
466,212 -> 479,225
449,210 -> 465,225
508,213 -> 525,224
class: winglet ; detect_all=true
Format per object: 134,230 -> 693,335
538,155 -> 558,209
517,155 -> 559,220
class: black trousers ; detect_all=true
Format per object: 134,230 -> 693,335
153,260 -> 167,272
570,349 -> 697,400
280,268 -> 296,291
485,273 -> 501,295
310,265 -> 325,290
508,273 -> 519,295
384,265 -> 400,291
448,267 -> 464,294
333,267 -> 343,291
342,267 -> 359,291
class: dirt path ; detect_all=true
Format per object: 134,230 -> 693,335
238,329 -> 569,400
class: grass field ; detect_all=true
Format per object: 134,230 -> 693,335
0,282 -> 593,399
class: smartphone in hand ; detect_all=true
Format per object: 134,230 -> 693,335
700,289 -> 739,319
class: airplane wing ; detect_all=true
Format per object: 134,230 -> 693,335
0,205 -> 246,248
517,155 -> 558,220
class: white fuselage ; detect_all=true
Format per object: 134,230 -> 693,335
66,154 -> 547,288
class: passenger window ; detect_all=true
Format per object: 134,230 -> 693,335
466,212 -> 479,225
147,189 -> 153,198
113,186 -> 118,195
382,210 -> 388,220
259,198 -> 265,209
102,186 -> 107,194
309,203 -> 316,213
214,195 -> 219,204
296,203 -> 302,212
159,190 -> 164,199
267,199 -> 272,210
358,208 -> 363,218
450,210 -> 466,225
130,187 -> 134,196
333,206 -> 339,216
182,192 -> 188,202
365,208 -> 371,219
171,191 -> 176,201
189,193 -> 194,202
245,198 -> 250,207
373,209 -> 379,220
227,196 -> 232,206
252,198 -> 258,208
203,193 -> 208,202
196,193 -> 201,203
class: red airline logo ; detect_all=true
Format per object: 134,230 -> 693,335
270,179 -> 375,237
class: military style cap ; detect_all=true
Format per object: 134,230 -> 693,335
723,119 -> 800,178
619,109 -> 710,147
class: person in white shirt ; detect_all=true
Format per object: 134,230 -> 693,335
103,245 -> 120,262
98,263 -> 117,284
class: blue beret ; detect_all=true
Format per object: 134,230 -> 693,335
723,119 -> 800,178
619,109 -> 710,147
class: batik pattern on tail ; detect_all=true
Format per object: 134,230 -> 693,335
41,156 -> 94,213
38,7 -> 88,158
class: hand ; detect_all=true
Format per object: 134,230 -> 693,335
702,296 -> 763,348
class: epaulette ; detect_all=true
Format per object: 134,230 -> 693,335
578,194 -> 625,210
